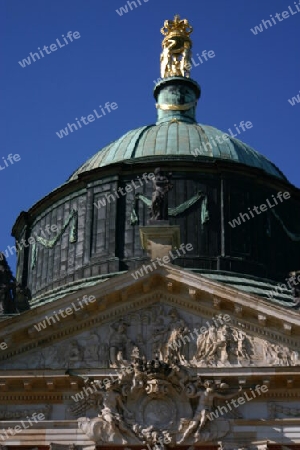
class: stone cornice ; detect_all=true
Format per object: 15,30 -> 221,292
0,371 -> 299,400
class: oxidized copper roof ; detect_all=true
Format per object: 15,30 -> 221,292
68,122 -> 286,182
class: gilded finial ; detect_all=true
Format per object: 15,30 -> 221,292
160,15 -> 193,37
160,15 -> 193,79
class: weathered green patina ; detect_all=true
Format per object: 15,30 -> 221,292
69,122 -> 285,182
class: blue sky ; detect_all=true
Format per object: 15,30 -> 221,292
1,0 -> 299,274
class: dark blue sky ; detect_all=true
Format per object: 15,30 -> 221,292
1,0 -> 299,273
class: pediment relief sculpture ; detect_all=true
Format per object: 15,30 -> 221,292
1,304 -> 298,370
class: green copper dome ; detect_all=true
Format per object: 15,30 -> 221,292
69,121 -> 285,181
68,77 -> 285,182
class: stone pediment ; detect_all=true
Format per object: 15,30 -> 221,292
0,301 -> 299,371
0,265 -> 299,371
0,266 -> 299,446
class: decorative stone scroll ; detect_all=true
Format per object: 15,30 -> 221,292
268,402 -> 300,419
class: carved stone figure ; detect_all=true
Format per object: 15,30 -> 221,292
218,325 -> 231,365
261,341 -> 292,366
99,381 -> 133,431
167,362 -> 190,392
178,381 -> 242,444
273,344 -> 292,366
66,341 -> 83,368
289,270 -> 300,302
193,324 -> 254,367
131,357 -> 146,392
164,308 -> 189,363
109,322 -> 132,367
151,317 -> 167,359
0,253 -> 16,314
78,380 -> 138,444
151,168 -> 173,221
165,325 -> 190,364
14,283 -> 31,312
232,330 -> 251,363
133,424 -> 171,449
83,333 -> 100,364
195,325 -> 229,365
195,324 -> 218,362
135,334 -> 146,359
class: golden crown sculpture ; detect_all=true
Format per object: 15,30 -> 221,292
160,15 -> 193,78
161,14 -> 193,39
